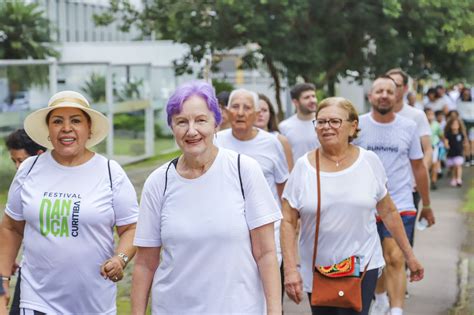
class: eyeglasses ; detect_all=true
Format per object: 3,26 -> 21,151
312,118 -> 349,129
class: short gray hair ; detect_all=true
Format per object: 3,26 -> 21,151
227,88 -> 260,111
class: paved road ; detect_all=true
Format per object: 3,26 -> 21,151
281,167 -> 472,314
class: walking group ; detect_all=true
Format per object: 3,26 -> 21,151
1,67 -> 460,315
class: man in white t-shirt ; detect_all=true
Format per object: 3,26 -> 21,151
387,69 -> 433,238
215,89 -> 289,264
279,83 -> 320,161
354,76 -> 435,315
387,69 -> 433,169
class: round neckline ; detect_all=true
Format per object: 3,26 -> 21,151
304,147 -> 363,176
171,148 -> 221,183
46,150 -> 98,170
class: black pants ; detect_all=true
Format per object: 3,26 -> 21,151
10,267 -> 21,315
307,268 -> 379,315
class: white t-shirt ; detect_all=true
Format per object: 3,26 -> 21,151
5,151 -> 139,315
398,103 -> 432,188
215,128 -> 288,263
134,148 -> 281,314
279,114 -> 320,161
398,103 -> 432,137
282,148 -> 387,293
354,114 -> 423,211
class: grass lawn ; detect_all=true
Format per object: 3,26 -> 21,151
463,185 -> 474,213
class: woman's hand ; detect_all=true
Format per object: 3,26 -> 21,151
100,256 -> 125,282
406,256 -> 424,282
0,295 -> 7,315
1,280 -> 9,311
284,269 -> 303,304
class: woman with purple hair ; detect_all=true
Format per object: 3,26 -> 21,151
131,81 -> 282,314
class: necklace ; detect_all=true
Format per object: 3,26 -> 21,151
320,149 -> 350,167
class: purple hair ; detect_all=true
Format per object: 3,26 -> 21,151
166,81 -> 222,127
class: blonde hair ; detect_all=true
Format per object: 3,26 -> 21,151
316,97 -> 361,142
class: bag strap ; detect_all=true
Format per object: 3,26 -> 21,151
26,155 -> 40,176
311,149 -> 322,271
163,157 -> 180,196
311,149 -> 371,277
237,154 -> 245,200
107,160 -> 113,190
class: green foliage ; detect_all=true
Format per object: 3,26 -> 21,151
211,79 -> 234,95
0,1 -> 59,91
115,78 -> 144,102
0,1 -> 58,59
81,73 -> 106,103
113,113 -> 145,134
97,0 -> 474,100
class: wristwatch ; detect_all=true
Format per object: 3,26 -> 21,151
117,253 -> 129,265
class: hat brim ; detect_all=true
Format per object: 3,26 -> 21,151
24,102 -> 109,150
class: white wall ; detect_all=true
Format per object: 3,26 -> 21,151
58,41 -> 189,67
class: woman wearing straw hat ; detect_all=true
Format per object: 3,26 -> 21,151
0,91 -> 139,314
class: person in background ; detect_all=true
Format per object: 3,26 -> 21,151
444,116 -> 466,187
217,91 -> 231,130
5,129 -> 46,170
131,81 -> 282,314
215,88 -> 289,267
255,93 -> 294,171
355,76 -> 434,315
436,85 -> 456,112
424,88 -> 444,112
279,83 -> 320,161
406,92 -> 423,111
456,89 -> 474,166
4,129 -> 46,315
424,108 -> 443,190
0,91 -> 138,314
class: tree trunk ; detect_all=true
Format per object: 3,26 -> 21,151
265,57 -> 284,121
327,76 -> 336,97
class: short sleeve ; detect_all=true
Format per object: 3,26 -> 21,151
272,138 -> 289,184
134,166 -> 166,247
415,110 -> 432,137
408,124 -> 424,160
109,160 -> 139,226
240,155 -> 282,230
4,156 -> 36,221
364,150 -> 388,201
282,157 -> 305,211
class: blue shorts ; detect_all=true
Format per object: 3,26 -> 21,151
377,212 -> 416,242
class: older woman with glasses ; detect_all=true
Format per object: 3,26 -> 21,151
281,97 -> 424,315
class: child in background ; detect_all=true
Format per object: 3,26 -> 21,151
444,117 -> 466,186
425,108 -> 443,190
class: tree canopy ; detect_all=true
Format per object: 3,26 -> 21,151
96,0 -> 474,110
0,1 -> 59,93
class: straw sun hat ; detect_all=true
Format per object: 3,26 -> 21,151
24,91 -> 109,150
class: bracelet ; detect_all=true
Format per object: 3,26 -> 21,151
1,276 -> 10,281
422,204 -> 431,209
